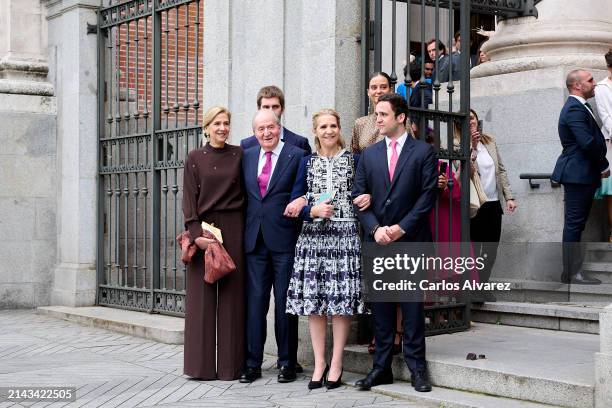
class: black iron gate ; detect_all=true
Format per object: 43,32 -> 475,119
363,0 -> 538,334
96,0 -> 203,315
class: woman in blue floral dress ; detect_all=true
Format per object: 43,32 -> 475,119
284,109 -> 370,390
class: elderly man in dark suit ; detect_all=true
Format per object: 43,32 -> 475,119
553,69 -> 610,284
241,85 -> 312,154
239,109 -> 307,384
352,92 -> 438,393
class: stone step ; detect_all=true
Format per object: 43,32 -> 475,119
583,261 -> 612,282
36,306 -> 184,344
343,323 -> 597,408
342,371 -> 552,408
585,242 -> 612,262
491,278 -> 612,303
471,301 -> 602,334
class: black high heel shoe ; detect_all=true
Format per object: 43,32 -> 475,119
308,364 -> 329,390
325,367 -> 343,390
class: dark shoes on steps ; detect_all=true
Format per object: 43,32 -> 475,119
356,367 -> 431,392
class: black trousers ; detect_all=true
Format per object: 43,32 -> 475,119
562,183 -> 597,278
470,200 -> 503,283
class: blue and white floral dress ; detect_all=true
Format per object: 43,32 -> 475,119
285,149 -> 367,316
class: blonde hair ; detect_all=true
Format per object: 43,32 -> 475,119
202,106 -> 231,139
312,108 -> 345,151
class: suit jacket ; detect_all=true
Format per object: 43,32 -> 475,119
552,96 -> 609,186
240,127 -> 312,155
477,134 -> 514,210
352,137 -> 438,242
436,53 -> 461,83
242,143 -> 307,253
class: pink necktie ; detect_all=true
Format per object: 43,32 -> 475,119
258,151 -> 273,197
389,140 -> 398,181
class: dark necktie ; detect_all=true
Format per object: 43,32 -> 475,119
585,102 -> 603,127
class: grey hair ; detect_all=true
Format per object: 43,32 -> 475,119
251,109 -> 281,132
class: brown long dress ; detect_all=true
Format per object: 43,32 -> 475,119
182,142 -> 245,381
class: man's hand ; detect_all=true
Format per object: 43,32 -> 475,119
284,197 -> 307,218
385,224 -> 405,242
602,169 -> 611,178
311,199 -> 334,219
374,226 -> 391,245
353,194 -> 371,211
194,237 -> 215,250
506,199 -> 517,213
438,173 -> 448,190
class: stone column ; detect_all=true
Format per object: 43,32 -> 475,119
0,0 -> 53,94
45,0 -> 99,306
596,304 -> 612,407
472,0 -> 612,79
0,0 -> 56,308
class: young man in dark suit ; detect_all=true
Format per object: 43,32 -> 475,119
239,109 -> 307,384
352,92 -> 438,392
240,85 -> 312,154
552,69 -> 610,284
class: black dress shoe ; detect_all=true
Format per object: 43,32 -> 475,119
325,367 -> 343,390
308,364 -> 329,390
571,273 -> 601,285
355,368 -> 393,391
277,362 -> 303,373
411,369 -> 432,392
239,367 -> 261,383
278,365 -> 297,383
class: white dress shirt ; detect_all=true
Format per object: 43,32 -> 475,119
476,141 -> 498,201
385,132 -> 409,169
595,77 -> 612,140
257,141 -> 285,190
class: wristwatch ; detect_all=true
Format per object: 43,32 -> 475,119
371,224 -> 380,237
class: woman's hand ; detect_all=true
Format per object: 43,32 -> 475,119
438,173 -> 448,190
311,199 -> 334,219
194,237 -> 215,251
470,128 -> 481,150
353,194 -> 371,211
284,197 -> 307,218
506,199 -> 517,213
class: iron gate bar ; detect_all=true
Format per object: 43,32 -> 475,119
150,0 -> 162,312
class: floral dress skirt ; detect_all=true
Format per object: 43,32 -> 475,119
286,219 -> 366,316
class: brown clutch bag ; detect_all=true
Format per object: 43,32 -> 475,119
175,230 -> 236,284
202,230 -> 236,284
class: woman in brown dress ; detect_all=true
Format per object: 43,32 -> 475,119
182,106 -> 245,380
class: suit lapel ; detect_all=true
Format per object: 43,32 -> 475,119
375,141 -> 391,191
247,148 -> 262,200
266,145 -> 292,195
389,137 -> 415,188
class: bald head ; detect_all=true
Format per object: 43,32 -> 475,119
566,69 -> 595,99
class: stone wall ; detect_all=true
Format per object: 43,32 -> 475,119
0,93 -> 57,308
203,0 -> 362,147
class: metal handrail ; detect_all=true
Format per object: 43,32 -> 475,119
519,173 -> 560,189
